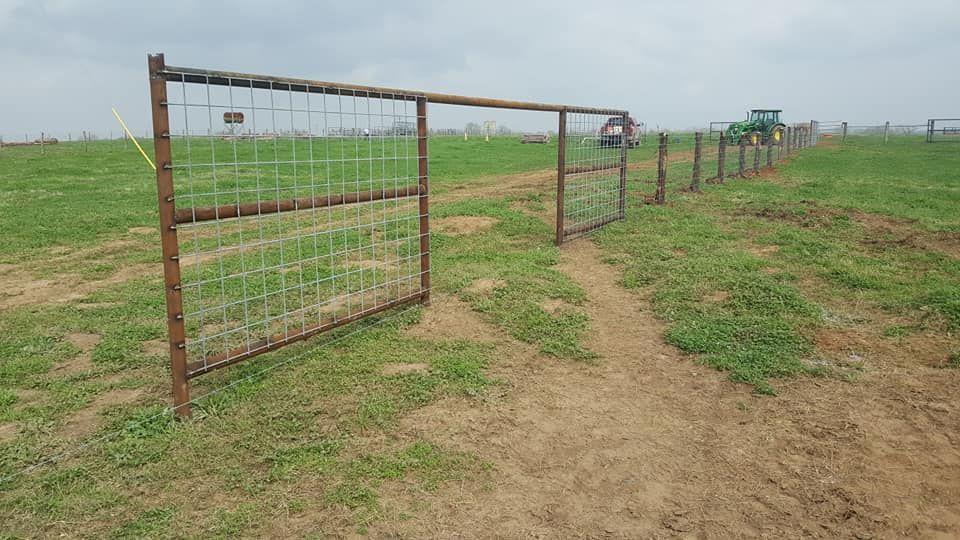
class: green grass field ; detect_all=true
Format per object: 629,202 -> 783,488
0,134 -> 958,536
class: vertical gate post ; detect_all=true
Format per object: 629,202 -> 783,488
717,131 -> 726,183
416,97 -> 431,305
841,121 -> 848,143
753,132 -> 761,174
690,131 -> 702,192
655,132 -> 667,204
148,53 -> 191,419
738,135 -> 746,177
555,109 -> 567,245
618,112 -> 629,218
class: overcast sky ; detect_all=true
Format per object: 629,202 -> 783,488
2,0 -> 959,139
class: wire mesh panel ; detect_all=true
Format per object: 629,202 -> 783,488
556,109 -> 628,243
149,55 -> 428,416
927,119 -> 960,143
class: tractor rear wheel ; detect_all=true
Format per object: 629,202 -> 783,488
767,125 -> 785,145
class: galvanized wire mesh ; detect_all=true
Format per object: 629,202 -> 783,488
164,75 -> 427,375
560,111 -> 626,240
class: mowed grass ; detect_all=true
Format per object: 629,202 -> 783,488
1,133 -> 958,535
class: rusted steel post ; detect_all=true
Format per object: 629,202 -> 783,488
716,130 -> 726,183
738,135 -> 746,177
766,136 -> 773,168
618,112 -> 629,218
555,109 -> 567,245
841,121 -> 848,143
753,132 -> 761,174
690,131 -> 702,192
655,132 -> 667,203
416,97 -> 430,305
148,53 -> 191,419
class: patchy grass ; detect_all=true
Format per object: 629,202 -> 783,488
0,137 -> 598,536
1,133 -> 958,535
596,135 -> 960,392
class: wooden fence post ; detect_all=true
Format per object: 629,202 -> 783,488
716,131 -> 726,183
690,131 -> 702,192
766,136 -> 773,168
738,135 -> 747,177
655,132 -> 667,203
753,132 -> 761,174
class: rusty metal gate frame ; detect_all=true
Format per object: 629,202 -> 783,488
148,53 -> 627,417
554,108 -> 629,244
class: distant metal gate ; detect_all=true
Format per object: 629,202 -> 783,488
927,119 -> 960,143
555,109 -> 628,243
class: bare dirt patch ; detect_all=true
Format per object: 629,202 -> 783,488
52,333 -> 102,375
540,297 -> 575,314
60,388 -> 144,439
406,294 -> 506,344
140,339 -> 168,357
127,226 -> 156,235
748,243 -> 780,256
463,278 -> 504,296
0,263 -> 158,311
703,290 -> 731,303
381,363 -> 429,376
0,423 -> 20,443
854,211 -> 960,258
433,215 -> 499,235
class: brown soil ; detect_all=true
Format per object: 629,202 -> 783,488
748,243 -> 781,257
352,239 -> 960,538
463,278 -> 504,296
854,211 -> 960,258
433,216 -> 499,235
540,297 -> 576,314
60,388 -> 144,439
0,423 -> 20,443
127,226 -> 156,235
140,339 -> 169,357
703,290 -> 731,303
0,263 -> 158,311
52,333 -> 102,375
406,294 -> 505,344
381,363 -> 430,376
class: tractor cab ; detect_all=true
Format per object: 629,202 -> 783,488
748,109 -> 782,125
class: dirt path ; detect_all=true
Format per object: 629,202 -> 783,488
365,240 -> 960,538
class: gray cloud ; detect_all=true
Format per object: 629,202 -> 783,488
1,0 -> 958,139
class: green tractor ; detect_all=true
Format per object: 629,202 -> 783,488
725,109 -> 786,145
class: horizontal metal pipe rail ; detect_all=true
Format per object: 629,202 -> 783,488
159,64 -> 627,116
174,185 -> 419,224
186,292 -> 423,377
